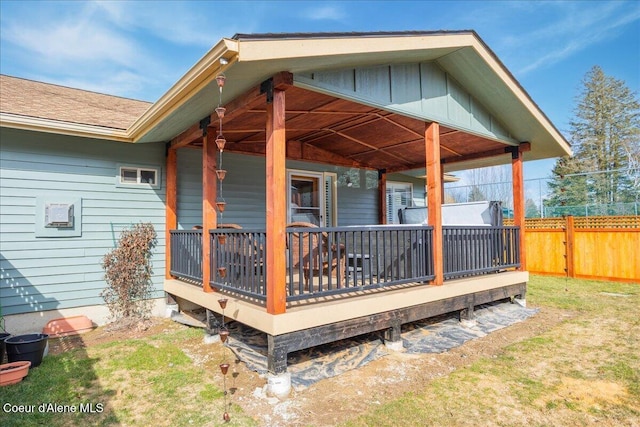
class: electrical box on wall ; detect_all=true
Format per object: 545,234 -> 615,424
35,196 -> 82,237
45,203 -> 74,228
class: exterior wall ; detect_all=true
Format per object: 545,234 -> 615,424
0,127 -> 167,318
175,150 -> 380,228
4,299 -> 169,336
387,172 -> 427,206
295,61 -> 516,145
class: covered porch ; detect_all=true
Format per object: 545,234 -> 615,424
159,32 -> 570,377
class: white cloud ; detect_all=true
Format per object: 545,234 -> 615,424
92,0 -> 239,47
511,2 -> 640,75
301,5 -> 346,21
4,19 -> 138,68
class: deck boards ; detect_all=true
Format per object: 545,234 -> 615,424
165,270 -> 528,336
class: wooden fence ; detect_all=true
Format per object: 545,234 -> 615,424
506,216 -> 639,283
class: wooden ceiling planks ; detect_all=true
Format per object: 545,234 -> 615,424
173,73 -> 517,172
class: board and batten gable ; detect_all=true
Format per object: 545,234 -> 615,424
294,61 -> 514,144
0,127 -> 166,316
175,150 -> 380,228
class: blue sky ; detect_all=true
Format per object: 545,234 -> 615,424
1,0 -> 638,180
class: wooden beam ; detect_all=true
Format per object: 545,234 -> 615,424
202,132 -> 218,292
171,123 -> 202,149
378,169 -> 387,224
425,122 -> 444,285
265,282 -> 526,373
223,71 -> 293,123
512,145 -> 526,271
170,72 -> 293,150
388,142 -> 531,173
266,88 -> 287,315
286,140 -> 371,169
165,147 -> 177,279
443,142 -> 531,166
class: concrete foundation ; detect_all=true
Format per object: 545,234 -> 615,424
384,340 -> 404,352
3,298 -> 167,335
267,372 -> 291,398
514,297 -> 527,308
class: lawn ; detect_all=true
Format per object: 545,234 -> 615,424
1,275 -> 638,426
343,276 -> 640,427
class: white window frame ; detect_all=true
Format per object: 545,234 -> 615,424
286,169 -> 338,227
116,164 -> 161,189
386,181 -> 414,224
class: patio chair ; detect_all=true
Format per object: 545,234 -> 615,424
286,221 -> 346,290
215,224 -> 264,281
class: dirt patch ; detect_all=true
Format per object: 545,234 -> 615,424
47,317 -> 182,356
45,307 -> 570,427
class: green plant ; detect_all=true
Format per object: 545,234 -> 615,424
101,222 -> 157,320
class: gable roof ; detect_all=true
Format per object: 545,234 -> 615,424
0,31 -> 571,169
0,75 -> 151,140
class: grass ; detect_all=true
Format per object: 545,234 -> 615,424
343,275 -> 640,426
1,275 -> 638,426
0,325 -> 256,427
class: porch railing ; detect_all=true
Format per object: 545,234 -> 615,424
210,229 -> 267,300
169,225 -> 520,302
443,226 -> 520,280
169,230 -> 202,283
286,225 -> 435,301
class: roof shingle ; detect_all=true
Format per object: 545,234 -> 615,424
0,75 -> 151,130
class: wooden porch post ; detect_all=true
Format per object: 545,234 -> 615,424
266,88 -> 287,314
165,146 -> 177,279
202,131 -> 218,292
425,122 -> 444,285
378,169 -> 387,224
512,146 -> 526,271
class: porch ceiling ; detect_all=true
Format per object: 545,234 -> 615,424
184,84 -> 510,173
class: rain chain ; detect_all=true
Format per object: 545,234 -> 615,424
214,71 -> 232,422
215,73 -> 227,215
217,298 -> 232,422
215,72 -> 228,281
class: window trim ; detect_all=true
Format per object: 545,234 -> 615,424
386,181 -> 414,224
116,164 -> 161,189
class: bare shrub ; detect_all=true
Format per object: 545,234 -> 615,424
101,222 -> 157,321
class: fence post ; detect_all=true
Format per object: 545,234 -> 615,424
564,216 -> 575,278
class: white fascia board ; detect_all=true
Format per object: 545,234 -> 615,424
0,113 -> 132,142
463,38 -> 572,157
236,33 -> 474,62
127,38 -> 239,142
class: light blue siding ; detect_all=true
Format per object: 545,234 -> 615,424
0,128 -> 166,316
175,152 -> 380,228
295,61 -> 516,144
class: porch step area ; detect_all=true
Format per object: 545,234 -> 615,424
219,300 -> 538,391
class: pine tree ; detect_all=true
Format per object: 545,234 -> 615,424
525,198 -> 540,218
547,66 -> 640,215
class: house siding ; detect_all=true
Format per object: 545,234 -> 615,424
175,151 -> 380,228
0,128 -> 166,316
294,61 -> 516,144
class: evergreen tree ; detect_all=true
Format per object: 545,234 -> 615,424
547,66 -> 640,215
525,198 -> 540,218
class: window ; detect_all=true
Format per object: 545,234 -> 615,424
117,165 -> 160,188
287,170 -> 337,227
386,181 -> 414,224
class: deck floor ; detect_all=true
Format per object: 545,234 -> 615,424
165,270 -> 529,336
